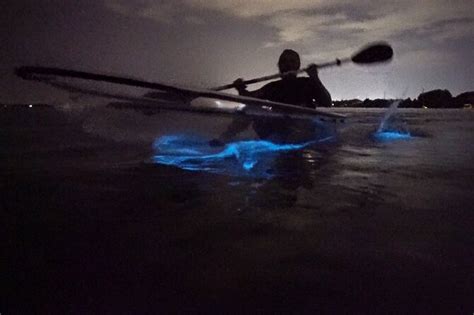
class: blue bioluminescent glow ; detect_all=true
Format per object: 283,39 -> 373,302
374,99 -> 413,142
151,134 -> 331,177
243,160 -> 257,170
374,131 -> 412,141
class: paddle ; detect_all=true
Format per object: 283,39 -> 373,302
14,65 -> 346,119
211,42 -> 393,91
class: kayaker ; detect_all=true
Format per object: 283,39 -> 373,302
211,49 -> 332,145
234,49 -> 331,107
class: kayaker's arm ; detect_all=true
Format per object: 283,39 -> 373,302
306,64 -> 332,107
233,78 -> 266,99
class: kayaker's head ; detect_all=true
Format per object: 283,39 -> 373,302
278,49 -> 300,77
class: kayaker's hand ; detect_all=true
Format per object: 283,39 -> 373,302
233,78 -> 247,94
306,64 -> 319,79
209,138 -> 225,147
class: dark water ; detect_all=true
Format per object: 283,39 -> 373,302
1,105 -> 473,314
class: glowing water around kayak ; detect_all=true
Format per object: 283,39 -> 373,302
151,134 -> 332,177
151,101 -> 414,176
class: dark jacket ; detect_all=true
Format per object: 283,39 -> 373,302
218,76 -> 332,143
241,76 -> 332,108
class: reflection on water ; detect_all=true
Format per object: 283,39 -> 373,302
150,133 -> 337,211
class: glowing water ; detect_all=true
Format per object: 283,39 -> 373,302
374,100 -> 412,141
374,131 -> 412,141
152,134 -> 331,177
377,100 -> 402,133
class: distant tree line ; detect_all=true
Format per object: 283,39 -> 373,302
3,89 -> 473,110
332,89 -> 474,108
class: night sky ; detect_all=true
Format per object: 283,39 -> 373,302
1,0 -> 473,102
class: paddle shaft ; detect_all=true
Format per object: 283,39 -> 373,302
15,65 -> 346,119
211,42 -> 393,91
211,57 -> 350,91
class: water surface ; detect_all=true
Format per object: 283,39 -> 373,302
2,106 -> 473,314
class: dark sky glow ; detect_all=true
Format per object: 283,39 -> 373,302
1,0 -> 473,102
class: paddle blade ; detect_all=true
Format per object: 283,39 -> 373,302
351,42 -> 393,64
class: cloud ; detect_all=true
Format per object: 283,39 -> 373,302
188,1 -> 473,42
103,0 -> 474,59
104,0 -> 205,24
333,1 -> 473,40
184,15 -> 206,25
265,12 -> 347,43
399,49 -> 455,67
104,0 -> 175,23
184,0 -> 328,18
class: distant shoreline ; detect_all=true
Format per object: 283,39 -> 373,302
332,89 -> 473,109
2,89 -> 473,109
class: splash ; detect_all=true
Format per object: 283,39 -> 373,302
374,131 -> 412,141
374,99 -> 412,141
377,99 -> 402,133
151,134 -> 330,177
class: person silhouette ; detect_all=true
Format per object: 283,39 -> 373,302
211,49 -> 332,145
